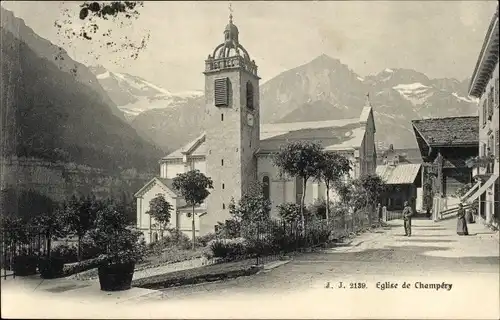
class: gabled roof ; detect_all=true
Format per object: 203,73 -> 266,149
134,177 -> 180,198
468,6 -> 499,98
376,163 -> 421,185
163,107 -> 373,159
163,133 -> 206,160
259,119 -> 365,154
412,116 -> 479,147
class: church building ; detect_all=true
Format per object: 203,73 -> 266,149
134,14 -> 377,242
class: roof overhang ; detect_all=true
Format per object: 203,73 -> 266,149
134,177 -> 180,199
468,8 -> 499,98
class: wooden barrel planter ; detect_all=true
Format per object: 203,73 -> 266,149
38,257 -> 66,279
13,255 -> 38,276
98,262 -> 135,291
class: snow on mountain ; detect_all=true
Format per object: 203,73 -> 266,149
94,54 -> 476,151
393,82 -> 434,106
89,66 -> 203,121
452,92 -> 476,103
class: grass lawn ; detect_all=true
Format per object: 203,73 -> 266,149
132,258 -> 261,290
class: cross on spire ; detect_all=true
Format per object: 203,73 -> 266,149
229,3 -> 233,23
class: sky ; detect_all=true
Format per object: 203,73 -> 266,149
1,1 -> 498,92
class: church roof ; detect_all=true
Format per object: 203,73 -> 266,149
163,134 -> 207,160
259,119 -> 366,154
134,177 -> 180,198
163,118 -> 367,160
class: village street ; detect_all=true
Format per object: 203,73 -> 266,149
2,218 -> 499,319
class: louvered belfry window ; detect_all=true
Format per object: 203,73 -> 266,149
214,78 -> 229,107
246,82 -> 254,110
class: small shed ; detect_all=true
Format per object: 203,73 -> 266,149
376,163 -> 422,212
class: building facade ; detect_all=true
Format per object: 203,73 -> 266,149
135,15 -> 377,242
412,116 -> 479,212
466,6 -> 499,227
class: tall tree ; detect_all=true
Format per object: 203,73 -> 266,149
315,152 -> 351,225
172,170 -> 213,249
339,175 -> 386,224
61,194 -> 100,261
30,205 -> 67,258
145,194 -> 172,239
273,141 -> 324,232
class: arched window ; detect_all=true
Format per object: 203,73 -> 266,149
153,232 -> 158,243
246,82 -> 254,110
262,176 -> 270,201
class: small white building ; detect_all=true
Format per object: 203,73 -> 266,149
135,14 -> 377,243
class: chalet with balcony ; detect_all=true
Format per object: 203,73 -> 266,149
412,116 -> 479,213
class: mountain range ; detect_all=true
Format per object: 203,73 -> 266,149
90,55 -> 477,152
1,4 -> 478,173
0,7 -> 162,173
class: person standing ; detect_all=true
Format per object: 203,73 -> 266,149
403,201 -> 413,236
376,203 -> 382,222
465,205 -> 475,224
456,203 -> 469,236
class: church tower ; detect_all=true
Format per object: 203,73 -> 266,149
202,10 -> 261,232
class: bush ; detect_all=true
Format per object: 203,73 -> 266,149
216,219 -> 241,239
244,237 -> 278,257
196,233 -> 217,247
147,229 -> 192,254
206,238 -> 247,261
51,244 -> 78,263
81,237 -> 103,260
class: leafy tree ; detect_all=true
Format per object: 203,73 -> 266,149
30,205 -> 67,258
120,191 -> 137,224
172,170 -> 214,249
315,152 -> 351,224
85,200 -> 146,265
277,203 -> 302,223
273,141 -> 324,232
337,175 -> 386,224
61,193 -> 102,261
146,193 -> 173,239
229,181 -> 271,224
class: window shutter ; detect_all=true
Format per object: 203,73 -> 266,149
214,78 -> 229,107
495,77 -> 499,107
488,87 -> 494,119
482,101 -> 487,125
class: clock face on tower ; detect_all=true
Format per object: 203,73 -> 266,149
247,113 -> 254,127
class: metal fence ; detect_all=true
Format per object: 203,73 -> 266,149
236,211 -> 375,266
0,226 -> 46,280
385,210 -> 404,221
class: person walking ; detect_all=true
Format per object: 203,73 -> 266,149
456,203 -> 469,236
403,201 -> 413,236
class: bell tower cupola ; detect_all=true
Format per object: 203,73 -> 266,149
201,4 -> 261,234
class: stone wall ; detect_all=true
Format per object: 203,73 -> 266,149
0,156 -> 152,204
